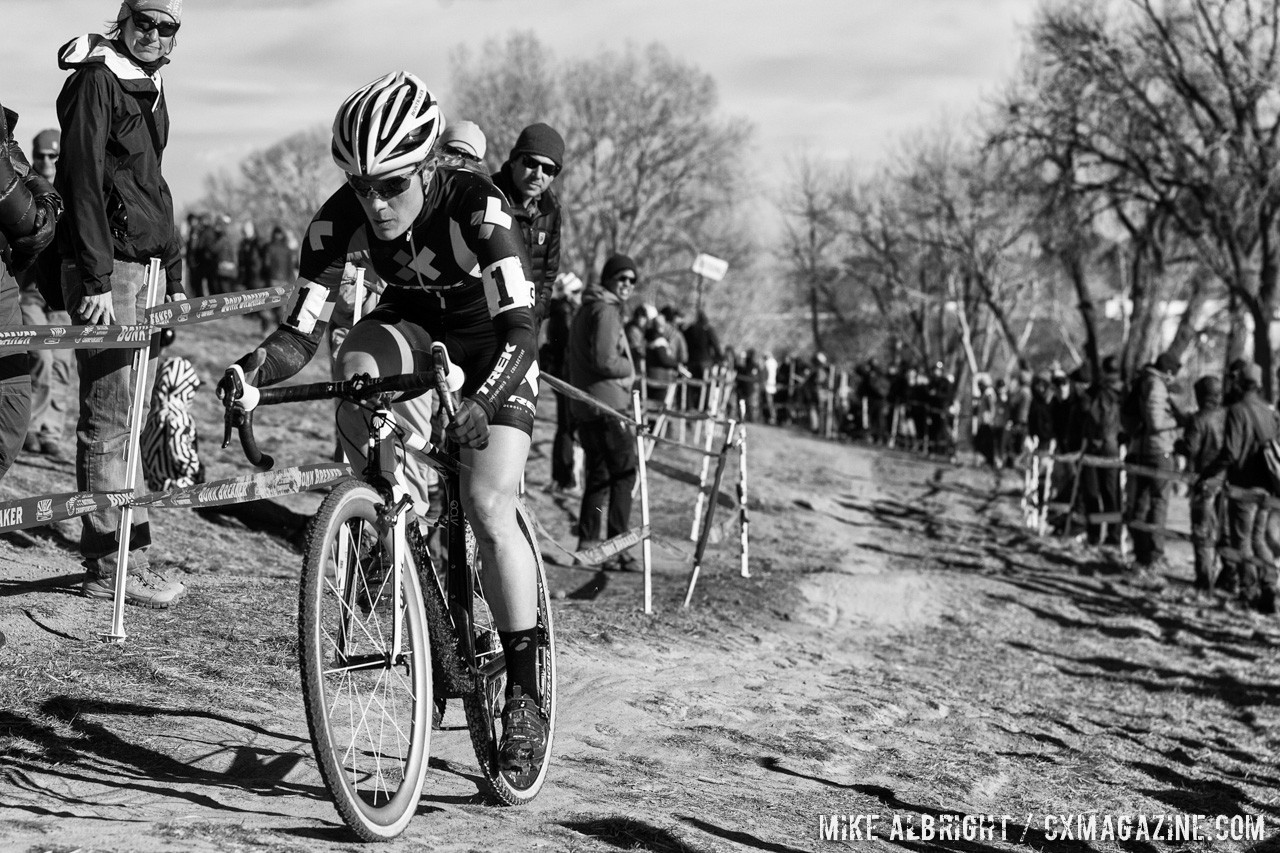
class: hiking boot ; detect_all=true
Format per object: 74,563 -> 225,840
498,688 -> 549,775
22,435 -> 40,454
82,567 -> 186,609
604,551 -> 640,573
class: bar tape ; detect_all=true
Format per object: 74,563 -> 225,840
0,285 -> 292,352
0,462 -> 351,535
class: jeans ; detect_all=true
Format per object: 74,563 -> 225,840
1228,493 -> 1274,599
62,259 -> 159,575
1127,452 -> 1173,566
20,294 -> 73,442
576,416 -> 636,544
1189,483 -> 1223,590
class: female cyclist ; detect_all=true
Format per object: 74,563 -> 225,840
218,71 -> 547,772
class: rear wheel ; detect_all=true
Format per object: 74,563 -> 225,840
298,481 -> 431,841
462,499 -> 557,805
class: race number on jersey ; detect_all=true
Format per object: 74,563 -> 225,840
480,257 -> 535,317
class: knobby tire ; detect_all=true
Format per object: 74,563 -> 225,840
298,480 -> 432,841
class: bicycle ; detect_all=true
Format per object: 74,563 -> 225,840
221,343 -> 556,841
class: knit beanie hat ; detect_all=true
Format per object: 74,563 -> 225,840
122,0 -> 183,22
510,123 -> 564,169
601,253 -> 637,283
32,129 -> 60,155
1154,350 -> 1181,374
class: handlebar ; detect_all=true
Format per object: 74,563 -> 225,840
221,342 -> 463,470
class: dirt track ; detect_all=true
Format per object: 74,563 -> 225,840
2,419 -> 1279,853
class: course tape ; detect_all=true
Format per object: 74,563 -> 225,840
0,489 -> 133,534
0,285 -> 291,352
131,462 -> 352,509
0,462 -> 351,535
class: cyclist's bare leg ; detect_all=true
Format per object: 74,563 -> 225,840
460,425 -> 537,633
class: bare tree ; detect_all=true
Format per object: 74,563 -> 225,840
449,37 -> 754,311
197,125 -> 336,241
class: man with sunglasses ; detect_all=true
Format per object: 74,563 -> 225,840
492,123 -> 564,326
55,0 -> 187,609
219,71 -> 550,776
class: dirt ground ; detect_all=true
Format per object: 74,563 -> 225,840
1,319 -> 1280,853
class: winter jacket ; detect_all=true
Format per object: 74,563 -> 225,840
1202,390 -> 1279,490
1081,378 -> 1123,456
1130,364 -> 1182,459
54,34 -> 182,296
262,235 -> 294,284
1177,405 -> 1226,481
684,318 -> 722,376
567,283 -> 633,419
539,293 -> 576,379
492,164 -> 560,322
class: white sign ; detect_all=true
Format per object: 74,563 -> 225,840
691,253 -> 729,282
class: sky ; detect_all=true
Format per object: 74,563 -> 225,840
2,0 -> 1038,213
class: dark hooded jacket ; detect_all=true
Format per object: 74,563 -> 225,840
567,282 -> 633,418
54,34 -> 183,296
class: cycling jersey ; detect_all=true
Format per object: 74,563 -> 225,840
250,166 -> 538,424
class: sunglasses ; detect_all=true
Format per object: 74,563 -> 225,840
34,153 -> 58,161
614,275 -> 637,285
130,10 -> 180,37
347,172 -> 415,200
519,154 -> 560,178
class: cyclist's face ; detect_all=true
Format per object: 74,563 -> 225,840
354,166 -> 427,241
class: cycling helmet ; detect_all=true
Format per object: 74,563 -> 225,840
331,71 -> 443,177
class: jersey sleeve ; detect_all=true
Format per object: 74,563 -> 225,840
450,179 -> 538,420
253,188 -> 357,386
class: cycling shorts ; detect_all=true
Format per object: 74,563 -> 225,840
339,302 -> 538,436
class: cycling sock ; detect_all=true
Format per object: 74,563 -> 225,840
498,628 -> 541,706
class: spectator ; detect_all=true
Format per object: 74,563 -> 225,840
192,211 -> 216,298
624,303 -> 651,379
18,128 -> 73,461
541,273 -> 583,492
492,123 -> 562,324
644,313 -> 679,403
734,348 -> 761,422
1007,370 -> 1032,467
208,214 -> 237,295
1176,375 -> 1226,598
973,374 -> 999,469
438,119 -> 487,172
1125,350 -> 1186,586
992,378 -> 1011,465
55,0 -> 187,608
762,350 -> 778,425
926,361 -> 956,453
660,306 -> 688,374
806,352 -> 833,435
683,309 -> 722,381
140,328 -> 205,491
1078,355 -> 1125,547
1199,363 -> 1279,613
259,223 -> 294,332
236,220 -> 262,293
1,104 -> 60,484
859,358 -> 890,442
567,253 -> 639,572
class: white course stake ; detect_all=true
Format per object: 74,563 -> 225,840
106,257 -> 164,643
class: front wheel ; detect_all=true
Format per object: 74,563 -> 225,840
298,480 -> 431,841
463,499 -> 557,805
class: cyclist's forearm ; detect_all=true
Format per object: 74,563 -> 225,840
242,326 -> 319,387
470,313 -> 535,419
